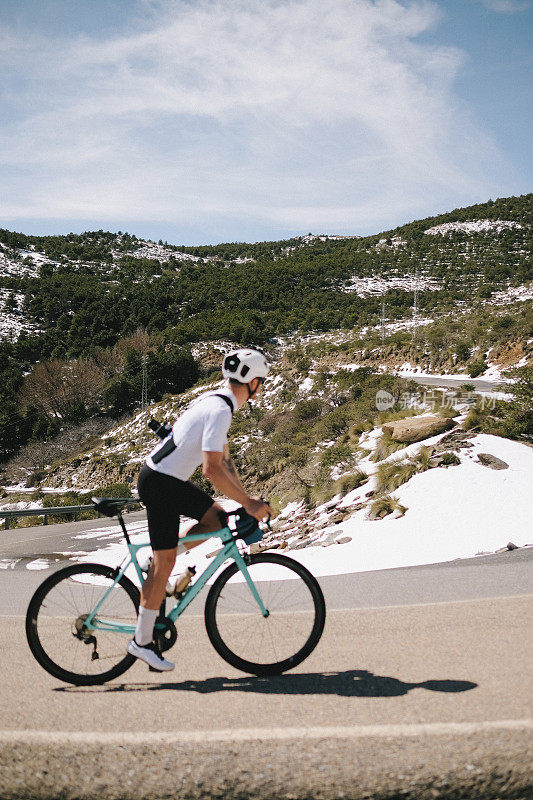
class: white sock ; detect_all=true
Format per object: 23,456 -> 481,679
134,606 -> 158,646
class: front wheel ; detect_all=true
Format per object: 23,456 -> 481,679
26,563 -> 140,686
205,552 -> 326,676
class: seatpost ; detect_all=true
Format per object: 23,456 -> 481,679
117,512 -> 132,545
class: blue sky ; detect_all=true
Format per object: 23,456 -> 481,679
0,0 -> 531,244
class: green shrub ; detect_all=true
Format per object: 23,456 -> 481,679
440,451 -> 461,466
336,470 -> 368,496
369,494 -> 407,519
320,443 -> 354,468
467,359 -> 486,378
413,446 -> 432,471
376,460 -> 418,493
371,432 -> 407,462
376,447 -> 432,492
294,399 -> 323,421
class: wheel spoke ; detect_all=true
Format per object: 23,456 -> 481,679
26,565 -> 139,685
206,553 -> 325,675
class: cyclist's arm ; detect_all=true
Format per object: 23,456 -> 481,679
222,444 -> 247,493
202,450 -> 249,506
202,450 -> 271,520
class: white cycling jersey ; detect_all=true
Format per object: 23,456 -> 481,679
146,387 -> 237,481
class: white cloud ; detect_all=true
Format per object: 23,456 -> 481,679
0,0 -> 515,238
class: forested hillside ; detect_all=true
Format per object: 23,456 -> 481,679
0,193 -> 531,464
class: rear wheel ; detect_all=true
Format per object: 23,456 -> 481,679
26,563 -> 139,686
205,552 -> 325,676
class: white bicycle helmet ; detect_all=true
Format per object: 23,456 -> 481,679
222,348 -> 270,384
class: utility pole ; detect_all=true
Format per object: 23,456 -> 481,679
412,268 -> 419,340
141,354 -> 148,410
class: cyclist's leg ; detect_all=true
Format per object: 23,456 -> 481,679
141,547 -> 176,610
137,465 -> 182,613
183,502 -> 227,548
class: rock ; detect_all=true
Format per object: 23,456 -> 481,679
477,453 -> 509,470
249,541 -> 271,554
432,430 -> 474,453
335,536 -> 352,545
278,540 -> 288,549
367,506 -> 391,520
329,512 -> 346,524
290,540 -> 312,550
382,415 -> 455,444
320,532 -> 340,546
429,452 -> 461,468
506,542 -> 519,550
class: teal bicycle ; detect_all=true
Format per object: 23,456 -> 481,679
26,498 -> 326,686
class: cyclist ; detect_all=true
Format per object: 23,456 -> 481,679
127,347 -> 273,671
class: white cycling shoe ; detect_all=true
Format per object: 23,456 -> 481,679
127,639 -> 175,672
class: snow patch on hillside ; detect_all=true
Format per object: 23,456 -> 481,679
375,236 -> 407,250
491,284 -> 533,305
254,433 -> 533,579
0,245 -> 56,278
114,242 -> 200,263
424,220 -> 522,236
342,276 -> 441,297
0,289 -> 41,340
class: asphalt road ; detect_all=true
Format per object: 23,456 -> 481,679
1,515 -> 532,799
399,374 -> 508,392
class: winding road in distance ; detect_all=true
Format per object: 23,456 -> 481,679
0,513 -> 532,800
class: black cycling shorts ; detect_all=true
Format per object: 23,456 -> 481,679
137,464 -> 214,550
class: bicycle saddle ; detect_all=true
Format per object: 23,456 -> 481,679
92,497 -> 130,517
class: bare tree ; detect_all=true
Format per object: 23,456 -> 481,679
19,358 -> 106,421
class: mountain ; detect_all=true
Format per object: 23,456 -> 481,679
0,193 -> 531,468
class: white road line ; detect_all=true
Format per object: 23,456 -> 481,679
0,720 -> 531,746
328,593 -> 533,612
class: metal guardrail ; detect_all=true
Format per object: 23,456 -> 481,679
0,498 -> 140,530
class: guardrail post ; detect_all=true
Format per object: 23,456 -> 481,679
4,516 -> 9,531
44,513 -> 48,525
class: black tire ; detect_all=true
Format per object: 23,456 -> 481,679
26,563 -> 140,686
205,552 -> 325,676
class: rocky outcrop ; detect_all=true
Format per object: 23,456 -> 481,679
382,416 -> 455,444
477,453 -> 509,470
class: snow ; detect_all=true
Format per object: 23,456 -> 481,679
424,220 -> 522,236
0,289 -> 42,341
375,236 -> 407,250
26,559 -> 52,571
273,434 -> 533,579
17,432 -> 532,590
114,242 -> 199,264
342,276 -> 441,297
491,284 -> 533,305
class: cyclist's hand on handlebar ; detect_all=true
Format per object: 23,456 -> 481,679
244,497 -> 273,521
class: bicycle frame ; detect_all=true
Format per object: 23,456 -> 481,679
83,522 -> 269,636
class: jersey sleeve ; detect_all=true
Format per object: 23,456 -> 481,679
201,404 -> 232,452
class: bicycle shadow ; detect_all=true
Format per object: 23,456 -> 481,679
56,669 -> 477,697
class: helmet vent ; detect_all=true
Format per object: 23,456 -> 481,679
224,355 -> 239,373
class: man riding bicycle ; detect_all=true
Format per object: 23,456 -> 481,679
128,348 -> 273,671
